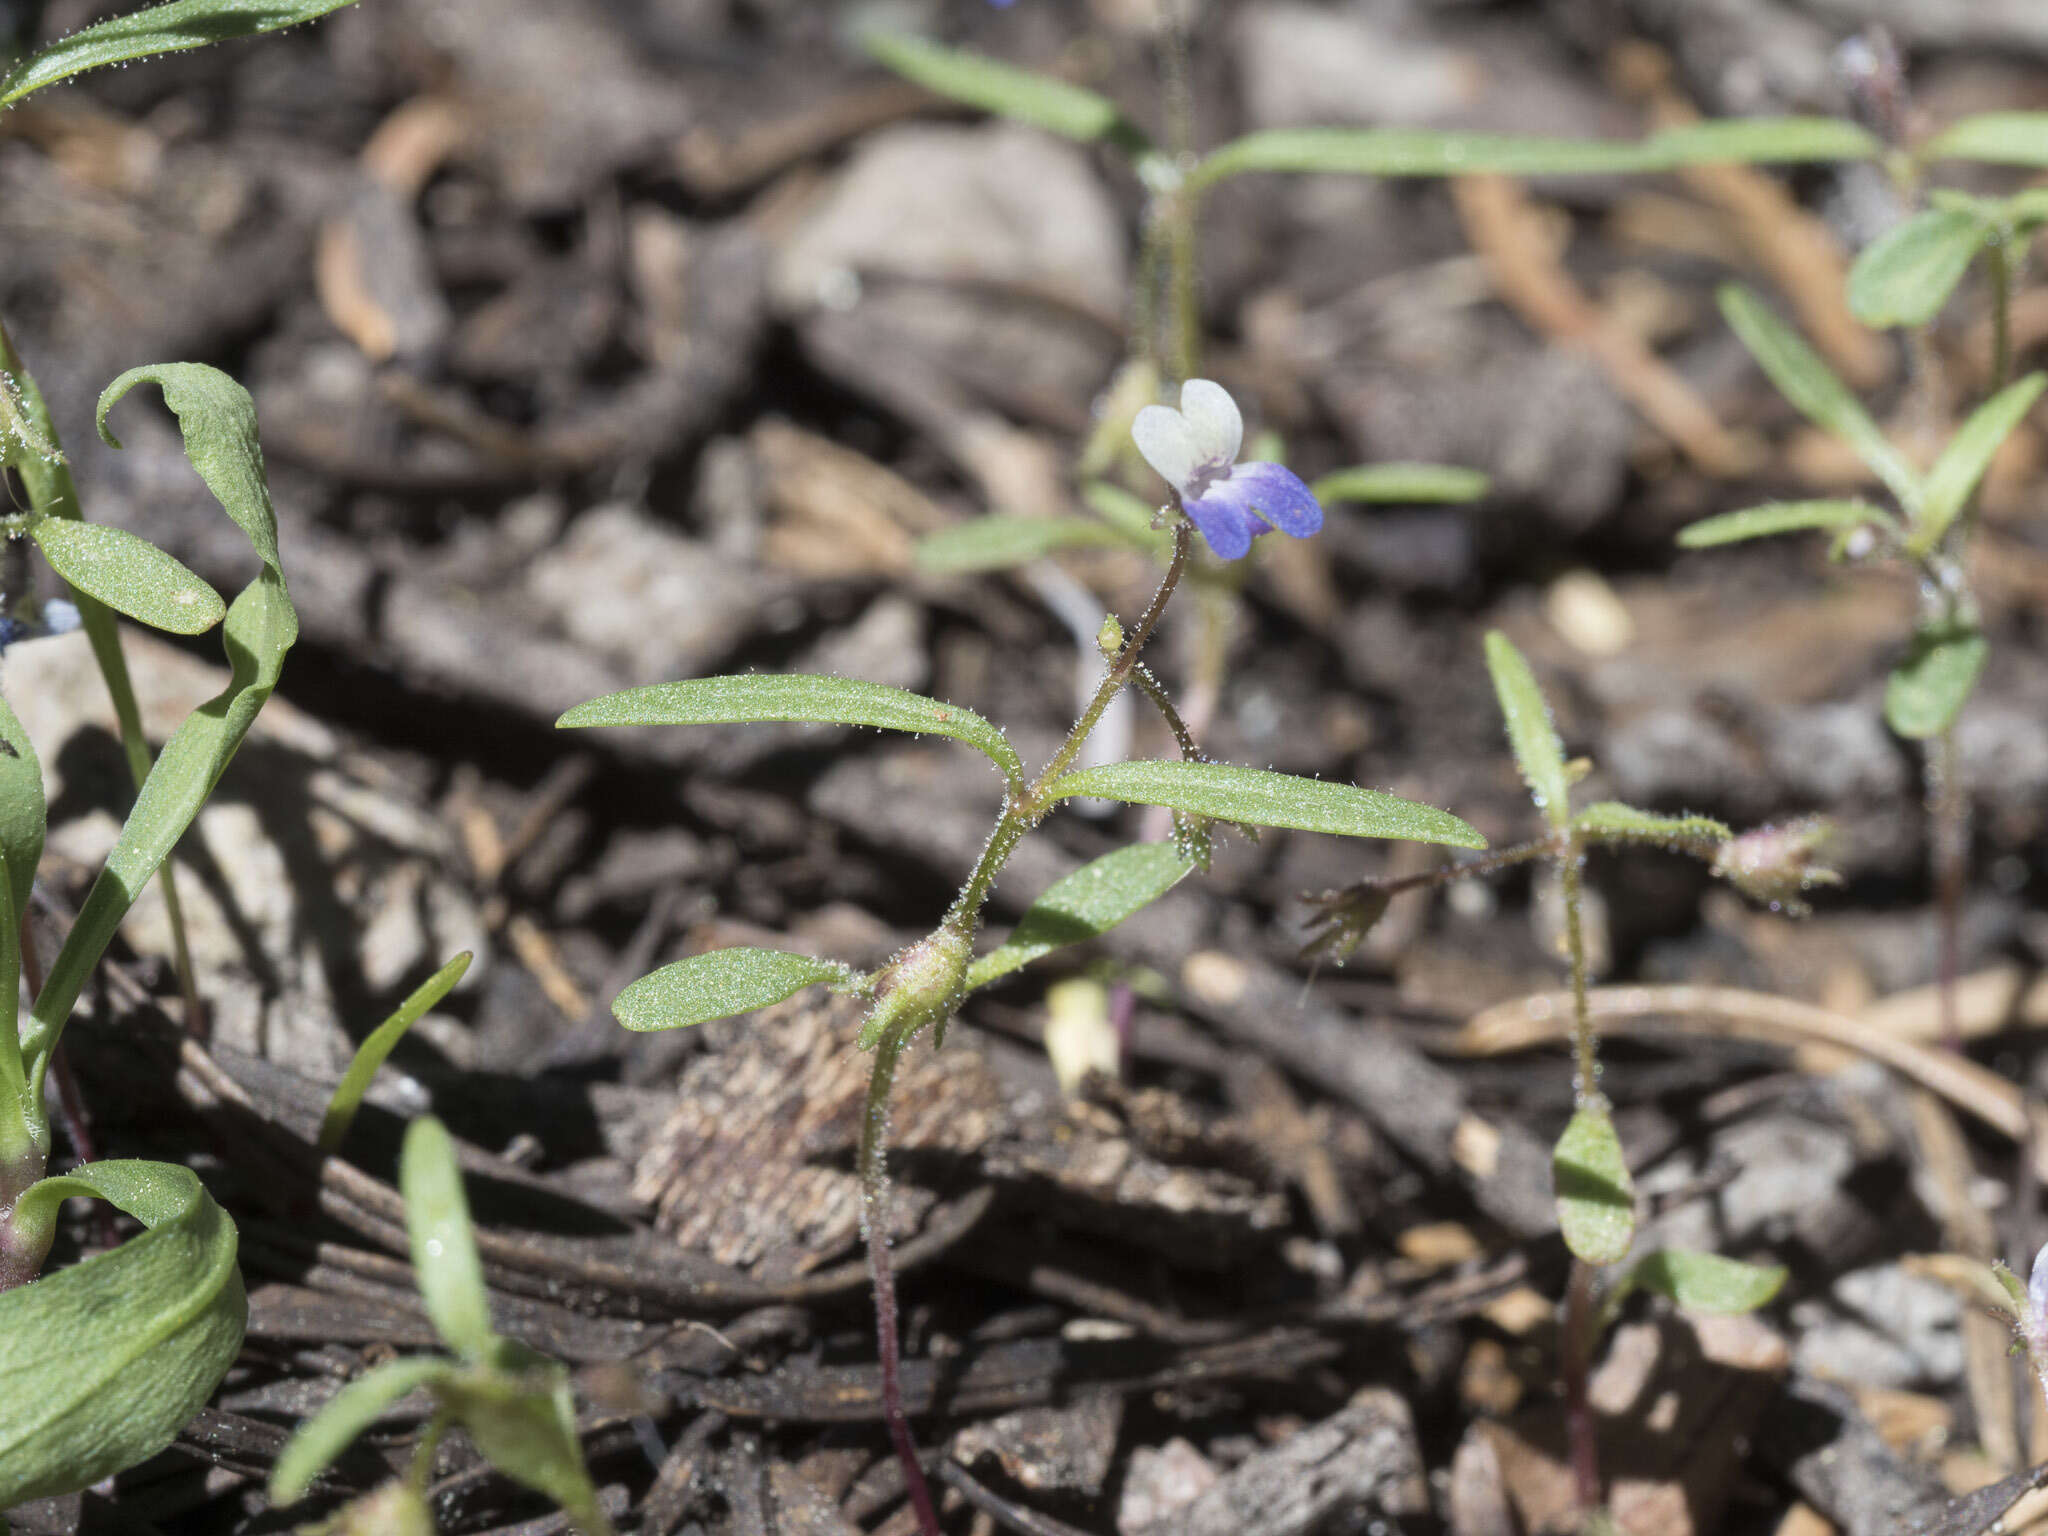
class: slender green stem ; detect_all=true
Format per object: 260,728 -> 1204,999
1129,661 -> 1200,762
1329,831 -> 1570,904
1559,837 -> 1599,1106
0,317 -> 206,1042
1990,237 -> 2014,392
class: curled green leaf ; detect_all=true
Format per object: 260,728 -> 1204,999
1312,463 -> 1490,505
1676,499 -> 1894,549
558,675 -> 1024,788
1046,760 -> 1483,847
613,947 -> 857,1033
1554,1104 -> 1636,1266
0,1161 -> 244,1504
1,0 -> 363,108
1483,631 -> 1571,829
319,952 -> 475,1153
21,364 -> 296,1141
29,518 -> 226,635
400,1117 -> 493,1364
965,842 -> 1195,990
1847,207 -> 1988,329
1884,620 -> 1987,740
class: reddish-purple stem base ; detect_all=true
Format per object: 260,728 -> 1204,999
866,1208 -> 943,1535
1562,1259 -> 1602,1514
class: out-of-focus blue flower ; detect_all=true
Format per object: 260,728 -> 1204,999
1131,380 -> 1322,560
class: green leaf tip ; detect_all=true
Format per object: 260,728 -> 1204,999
400,1116 -> 493,1363
1554,1104 -> 1636,1266
1675,499 -> 1892,549
1483,631 -> 1571,830
1885,620 -> 1987,739
1914,372 -> 2047,553
613,947 -> 857,1032
319,952 -> 474,1153
558,674 -> 1024,786
1,0 -> 365,108
1717,285 -> 1921,515
1046,760 -> 1483,848
1631,1249 -> 1787,1315
29,519 -> 226,635
859,29 -> 1153,159
1847,206 -> 1988,329
966,842 -> 1195,990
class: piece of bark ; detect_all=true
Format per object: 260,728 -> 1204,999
1177,952 -> 1556,1238
1755,1376 -> 1950,1536
951,1395 -> 1123,1500
1123,1389 -> 1428,1536
1481,1314 -> 1788,1536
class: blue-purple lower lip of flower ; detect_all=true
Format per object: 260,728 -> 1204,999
1182,462 -> 1324,561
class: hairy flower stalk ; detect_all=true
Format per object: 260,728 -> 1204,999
856,522 -> 1200,1536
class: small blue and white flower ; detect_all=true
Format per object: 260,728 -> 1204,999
1131,379 -> 1323,561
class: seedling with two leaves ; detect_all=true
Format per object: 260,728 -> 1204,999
269,1117 -> 613,1536
1308,631 -> 1797,1519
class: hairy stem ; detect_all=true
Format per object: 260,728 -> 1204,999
1990,237 -> 2014,392
860,1029 -> 944,1536
1559,838 -> 1599,1105
1562,1258 -> 1602,1513
864,525 -> 1193,1532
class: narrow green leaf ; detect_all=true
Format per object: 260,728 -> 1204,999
1642,116 -> 1879,166
558,675 -> 1024,787
1923,113 -> 2048,168
916,516 -> 1133,573
965,842 -> 1195,991
1553,1105 -> 1636,1266
269,1357 -> 453,1504
20,364 -> 297,1129
860,31 -> 1154,161
1312,463 -> 1490,505
1193,127 -> 1662,187
2000,186 -> 2048,232
1483,631 -> 1571,829
0,691 -> 43,970
29,519 -> 225,635
1847,207 -> 1987,328
318,953 -> 475,1153
613,947 -> 856,1032
1676,499 -> 1894,548
1570,802 -> 1730,851
0,1161 -> 245,1504
1884,620 -> 1987,739
1192,117 -> 1875,190
1045,760 -> 1484,848
400,1117 -> 493,1364
1718,286 -> 1921,514
1079,482 -> 1175,557
1913,372 -> 2047,552
1631,1249 -> 1786,1314
1,0 -> 363,108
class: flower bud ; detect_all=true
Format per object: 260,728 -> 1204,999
858,925 -> 974,1050
1096,613 -> 1125,659
1711,817 -> 1840,914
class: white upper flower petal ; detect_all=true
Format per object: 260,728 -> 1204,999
1132,404 -> 1202,494
1178,379 -> 1243,466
